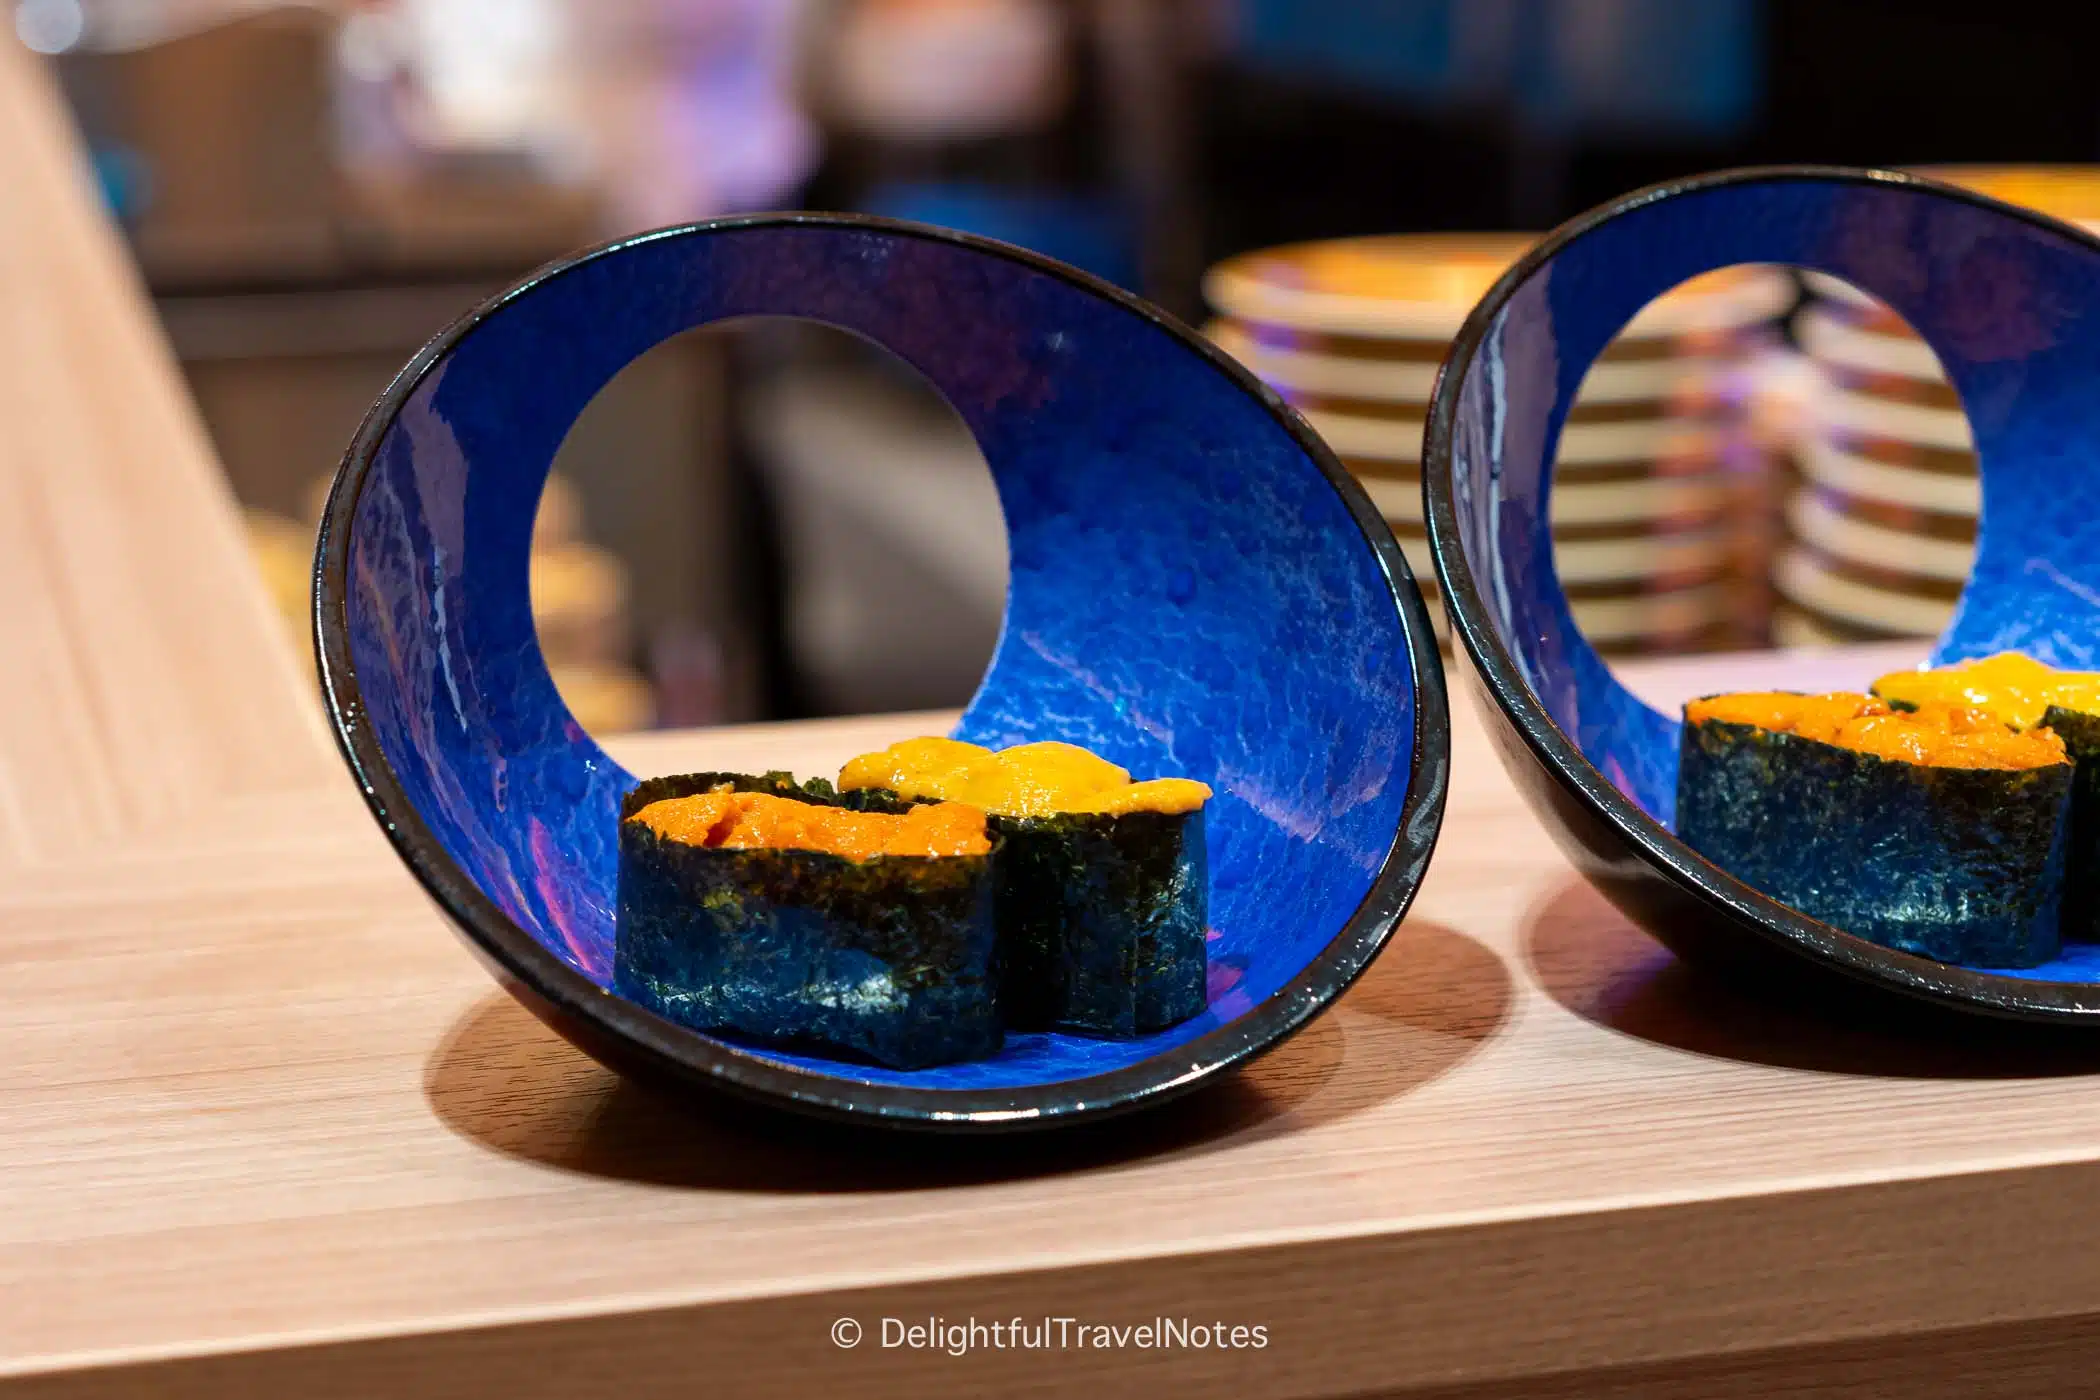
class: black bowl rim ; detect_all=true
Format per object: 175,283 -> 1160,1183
1423,162 -> 2100,1022
313,210 -> 1453,1129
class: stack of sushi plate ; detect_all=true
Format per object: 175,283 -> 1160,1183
1204,234 -> 1793,652
1778,166 -> 2100,648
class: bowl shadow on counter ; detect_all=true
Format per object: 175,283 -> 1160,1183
422,920 -> 1513,1193
1525,877 -> 2100,1078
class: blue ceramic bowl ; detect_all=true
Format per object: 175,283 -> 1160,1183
315,213 -> 1448,1128
1425,165 -> 2100,1022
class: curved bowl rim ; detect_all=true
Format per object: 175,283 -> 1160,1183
313,210 -> 1453,1129
1423,162 -> 2100,1022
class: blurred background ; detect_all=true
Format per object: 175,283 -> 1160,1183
28,0 -> 2100,732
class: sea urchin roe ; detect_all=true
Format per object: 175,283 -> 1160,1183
1872,651 -> 2100,730
838,737 -> 1212,817
1684,691 -> 2068,771
628,787 -> 991,860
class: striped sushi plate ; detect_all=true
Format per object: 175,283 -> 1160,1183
1204,232 -> 1792,656
1773,543 -> 1958,640
1784,489 -> 1974,584
1204,234 -> 1793,343
1298,403 -> 1720,469
1206,317 -> 1740,408
1354,462 -> 1735,529
1772,600 -> 1915,649
1794,430 -> 1980,516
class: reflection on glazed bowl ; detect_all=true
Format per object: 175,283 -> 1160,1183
315,213 -> 1449,1129
1425,166 -> 2100,1021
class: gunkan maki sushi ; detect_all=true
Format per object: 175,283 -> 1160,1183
839,738 -> 1212,1038
1874,652 -> 2100,943
614,771 -> 1003,1069
1677,692 -> 2072,968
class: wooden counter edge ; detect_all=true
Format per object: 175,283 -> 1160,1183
14,1157 -> 2100,1399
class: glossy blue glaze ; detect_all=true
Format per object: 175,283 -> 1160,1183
1427,167 -> 2100,1017
318,215 -> 1447,1121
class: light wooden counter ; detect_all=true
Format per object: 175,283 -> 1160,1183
10,31 -> 2100,1400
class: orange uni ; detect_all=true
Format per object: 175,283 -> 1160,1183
629,788 -> 991,860
1685,692 -> 2069,771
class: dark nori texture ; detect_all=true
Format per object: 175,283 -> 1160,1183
849,786 -> 1210,1037
1877,688 -> 2100,949
613,772 -> 1002,1069
1677,714 -> 2072,968
2042,705 -> 2100,945
990,808 -> 1209,1037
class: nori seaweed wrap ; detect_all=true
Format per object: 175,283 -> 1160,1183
989,806 -> 1209,1037
1677,692 -> 2072,968
839,739 -> 1211,1038
614,771 -> 1002,1069
2043,706 -> 2100,944
1875,653 -> 2100,944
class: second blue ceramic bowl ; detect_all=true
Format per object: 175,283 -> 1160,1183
1427,165 -> 2100,1022
316,214 -> 1448,1128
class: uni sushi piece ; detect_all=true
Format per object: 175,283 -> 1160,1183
614,771 -> 1002,1069
1677,692 -> 2072,968
1874,652 -> 2100,943
839,738 -> 1212,1038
